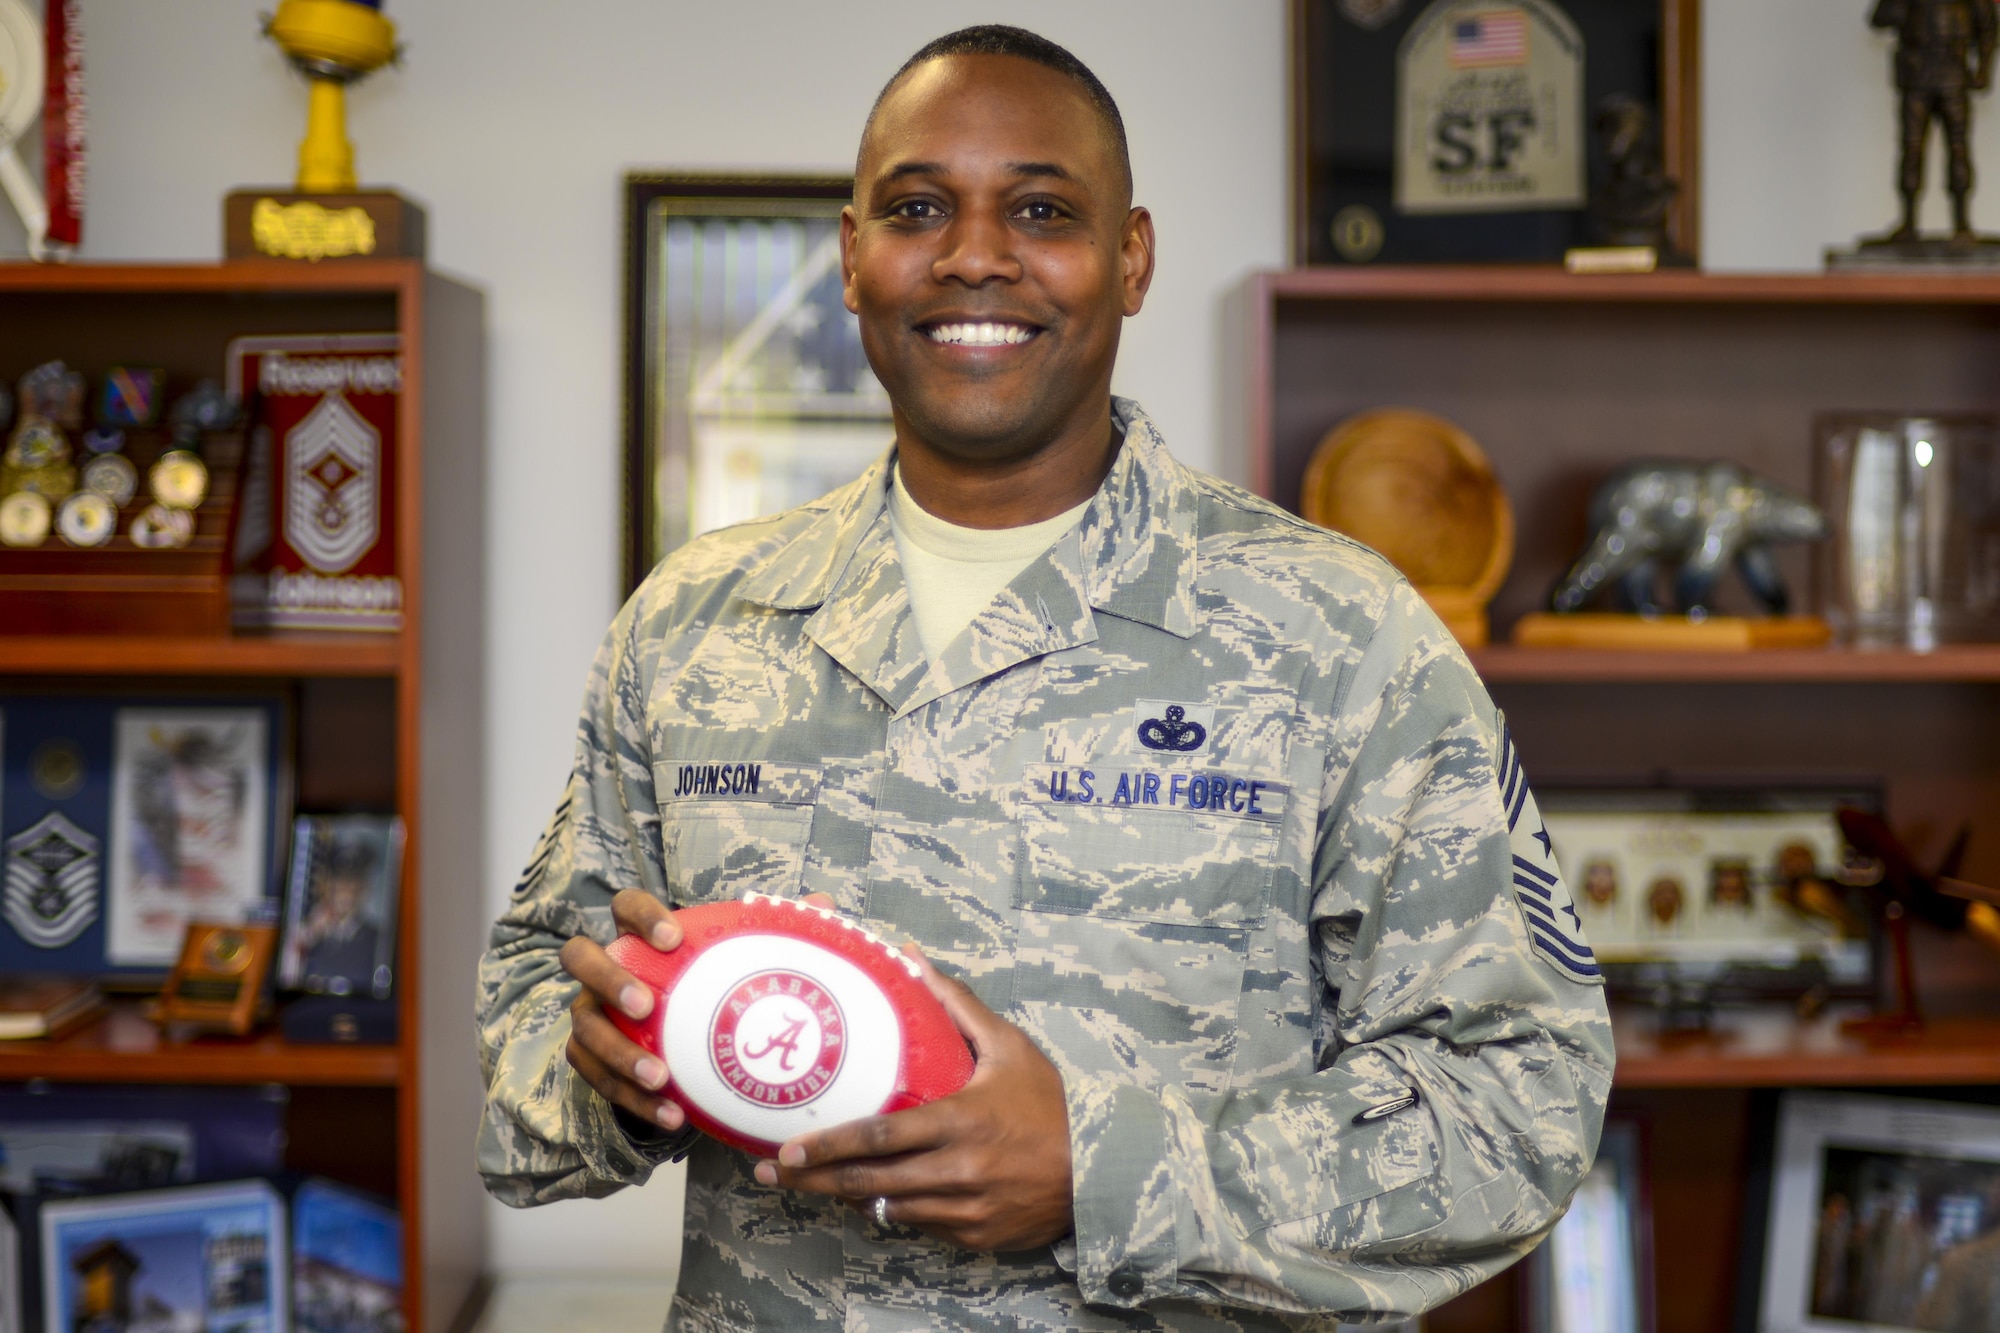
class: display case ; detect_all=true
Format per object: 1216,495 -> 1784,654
0,261 -> 487,1333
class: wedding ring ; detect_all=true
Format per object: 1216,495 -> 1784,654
872,1196 -> 890,1228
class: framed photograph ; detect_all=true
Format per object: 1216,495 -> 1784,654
279,815 -> 404,999
40,1179 -> 288,1333
1538,785 -> 1881,1001
1755,1091 -> 2000,1333
1292,0 -> 1700,265
0,694 -> 291,979
291,1180 -> 401,1333
0,1085 -> 287,1192
107,704 -> 288,969
1523,1117 -> 1653,1333
621,173 -> 892,590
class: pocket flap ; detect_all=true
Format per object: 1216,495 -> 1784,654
1018,802 -> 1275,929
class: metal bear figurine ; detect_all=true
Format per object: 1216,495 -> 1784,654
1551,461 -> 1828,616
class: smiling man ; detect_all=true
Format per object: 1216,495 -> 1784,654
477,25 -> 1613,1332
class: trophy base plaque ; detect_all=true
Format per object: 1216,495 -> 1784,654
1826,235 -> 2000,272
225,189 -> 426,262
1512,612 -> 1834,652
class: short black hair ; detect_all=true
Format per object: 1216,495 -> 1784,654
859,25 -> 1132,193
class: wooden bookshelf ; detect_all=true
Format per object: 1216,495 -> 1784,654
0,1000 -> 400,1085
0,262 -> 487,1333
0,633 -> 404,677
1243,267 -> 2000,1333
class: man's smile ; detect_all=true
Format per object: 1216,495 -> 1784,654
920,320 -> 1043,347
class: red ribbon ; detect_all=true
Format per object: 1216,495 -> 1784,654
42,0 -> 84,250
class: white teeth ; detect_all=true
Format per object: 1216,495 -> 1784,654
927,322 -> 1035,346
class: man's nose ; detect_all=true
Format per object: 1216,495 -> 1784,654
932,208 -> 1023,286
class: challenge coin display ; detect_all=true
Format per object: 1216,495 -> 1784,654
128,502 -> 194,550
0,490 -> 50,546
607,892 -> 975,1155
55,490 -> 116,547
148,449 -> 209,509
81,451 -> 137,507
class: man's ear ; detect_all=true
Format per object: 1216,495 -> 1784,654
1121,207 -> 1156,317
840,206 -> 862,315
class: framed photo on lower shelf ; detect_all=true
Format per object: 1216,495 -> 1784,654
278,814 -> 404,999
1755,1091 -> 2000,1333
39,1179 -> 288,1333
1524,1116 -> 1653,1333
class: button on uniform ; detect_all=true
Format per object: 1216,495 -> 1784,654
1107,1269 -> 1144,1299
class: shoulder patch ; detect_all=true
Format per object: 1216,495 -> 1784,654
1500,723 -> 1602,983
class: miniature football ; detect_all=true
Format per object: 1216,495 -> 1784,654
605,892 -> 976,1156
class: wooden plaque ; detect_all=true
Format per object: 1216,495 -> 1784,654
151,920 -> 277,1036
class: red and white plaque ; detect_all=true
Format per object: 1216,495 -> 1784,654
227,333 -> 402,631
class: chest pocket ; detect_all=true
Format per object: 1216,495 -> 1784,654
653,759 -> 820,907
1012,799 -> 1279,1094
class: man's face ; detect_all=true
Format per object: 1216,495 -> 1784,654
843,54 -> 1153,463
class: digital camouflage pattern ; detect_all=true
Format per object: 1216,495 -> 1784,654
476,400 -> 1615,1331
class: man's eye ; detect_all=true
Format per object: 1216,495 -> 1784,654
894,200 -> 941,220
1018,201 -> 1063,222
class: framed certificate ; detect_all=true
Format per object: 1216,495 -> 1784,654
621,174 -> 893,590
1292,0 -> 1700,264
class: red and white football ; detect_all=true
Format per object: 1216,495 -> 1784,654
606,892 -> 976,1156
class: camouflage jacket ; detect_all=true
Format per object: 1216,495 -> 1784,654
476,399 -> 1615,1331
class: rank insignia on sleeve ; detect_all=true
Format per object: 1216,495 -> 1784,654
5,812 -> 100,949
1499,723 -> 1601,982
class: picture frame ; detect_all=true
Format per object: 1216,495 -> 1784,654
1753,1091 -> 2000,1333
1522,1116 -> 1653,1333
621,173 -> 892,591
39,1179 -> 288,1333
278,814 -> 404,999
1537,784 -> 1882,1003
291,1179 -> 401,1333
0,693 -> 292,981
1291,0 -> 1701,265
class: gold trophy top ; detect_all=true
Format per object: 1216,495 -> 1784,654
265,0 -> 397,82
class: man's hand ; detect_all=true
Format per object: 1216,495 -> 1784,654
754,947 -> 1074,1253
558,888 -> 687,1134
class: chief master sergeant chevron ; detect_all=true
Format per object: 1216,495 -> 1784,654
476,24 -> 1613,1331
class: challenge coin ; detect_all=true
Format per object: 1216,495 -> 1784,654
149,450 -> 209,509
56,491 -> 118,547
0,491 -> 52,547
82,452 -> 139,507
129,502 -> 194,550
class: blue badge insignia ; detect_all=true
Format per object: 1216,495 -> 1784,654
1499,724 -> 1601,983
1135,702 -> 1211,753
4,812 -> 100,949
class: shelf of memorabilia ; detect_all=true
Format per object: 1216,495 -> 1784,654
1613,1007 -> 2000,1088
0,996 -> 400,1085
1468,642 -> 2000,683
0,261 -> 487,1332
0,631 -> 404,676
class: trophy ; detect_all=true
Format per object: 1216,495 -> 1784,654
224,0 -> 425,262
1829,0 -> 2000,270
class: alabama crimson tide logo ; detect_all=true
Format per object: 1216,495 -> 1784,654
709,970 -> 846,1107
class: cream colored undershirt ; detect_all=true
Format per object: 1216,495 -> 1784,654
888,463 -> 1092,663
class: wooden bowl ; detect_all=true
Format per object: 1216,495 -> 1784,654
1300,408 -> 1514,645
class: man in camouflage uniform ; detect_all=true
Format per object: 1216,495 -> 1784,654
477,24 -> 1613,1331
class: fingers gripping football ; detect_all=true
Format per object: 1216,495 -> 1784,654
560,889 -> 687,1132
761,947 -> 1076,1253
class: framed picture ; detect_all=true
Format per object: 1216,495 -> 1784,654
0,693 -> 291,979
1755,1091 -> 2000,1333
279,814 -> 405,999
0,1084 -> 287,1194
621,173 -> 892,590
1538,785 -> 1881,1001
291,1180 -> 401,1333
1292,0 -> 1700,264
1523,1117 -> 1653,1333
40,1179 -> 288,1333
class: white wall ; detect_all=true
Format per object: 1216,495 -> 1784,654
29,0 -> 1995,1287
48,0 -> 1288,1278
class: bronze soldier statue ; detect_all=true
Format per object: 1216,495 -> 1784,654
1872,0 -> 1996,245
